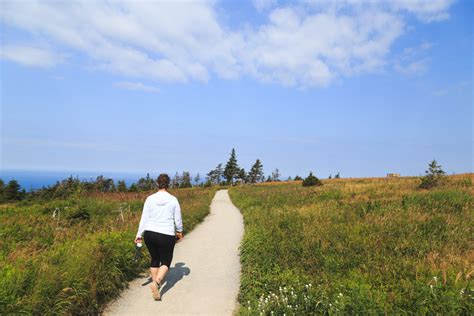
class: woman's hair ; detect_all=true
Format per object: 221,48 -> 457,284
157,173 -> 170,189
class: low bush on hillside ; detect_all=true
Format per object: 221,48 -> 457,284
302,172 -> 322,187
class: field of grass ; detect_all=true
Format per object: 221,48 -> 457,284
0,187 -> 216,315
230,174 -> 473,314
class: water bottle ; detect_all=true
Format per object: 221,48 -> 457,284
134,238 -> 143,262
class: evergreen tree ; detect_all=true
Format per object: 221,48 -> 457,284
266,175 -> 272,182
4,179 -> 24,201
419,160 -> 446,189
117,180 -> 127,192
94,175 -> 116,192
0,179 -> 4,202
335,172 -> 340,179
206,163 -> 224,185
129,183 -> 139,192
287,176 -> 292,181
223,148 -> 240,185
294,175 -> 302,181
328,174 -> 332,179
180,171 -> 193,188
248,159 -> 264,183
194,173 -> 201,186
302,172 -> 323,187
237,168 -> 247,184
171,172 -> 181,189
271,168 -> 281,181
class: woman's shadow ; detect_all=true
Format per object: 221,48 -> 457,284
160,262 -> 190,296
142,262 -> 190,297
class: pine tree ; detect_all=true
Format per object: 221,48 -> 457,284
117,180 -> 127,192
0,179 -> 4,202
129,183 -> 139,192
180,171 -> 192,188
419,160 -> 446,189
294,175 -> 302,181
328,174 -> 332,179
4,179 -> 24,201
171,172 -> 181,189
248,159 -> 264,183
335,172 -> 340,179
271,168 -> 281,181
194,173 -> 201,186
206,163 -> 224,185
223,148 -> 239,185
237,168 -> 247,184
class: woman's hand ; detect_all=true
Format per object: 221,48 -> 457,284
134,237 -> 142,244
176,232 -> 184,243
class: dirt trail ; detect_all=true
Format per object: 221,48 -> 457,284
104,189 -> 244,316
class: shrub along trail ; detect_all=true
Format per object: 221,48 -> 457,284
104,189 -> 244,315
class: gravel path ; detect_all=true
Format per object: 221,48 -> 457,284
103,189 -> 244,316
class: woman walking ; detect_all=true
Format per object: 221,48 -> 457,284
135,173 -> 183,301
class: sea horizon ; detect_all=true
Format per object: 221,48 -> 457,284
0,169 -> 180,191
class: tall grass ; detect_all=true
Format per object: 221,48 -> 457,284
230,175 -> 473,314
0,187 -> 216,315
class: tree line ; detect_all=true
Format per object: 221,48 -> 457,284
0,157 -> 447,202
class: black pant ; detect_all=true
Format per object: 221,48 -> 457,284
144,230 -> 176,268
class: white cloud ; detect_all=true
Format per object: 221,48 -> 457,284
252,0 -> 278,12
0,44 -> 60,68
242,7 -> 404,86
431,80 -> 472,97
115,81 -> 160,93
394,41 -> 434,76
0,0 -> 455,88
390,0 -> 455,22
394,58 -> 429,76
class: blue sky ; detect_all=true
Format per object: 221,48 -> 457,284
0,0 -> 472,179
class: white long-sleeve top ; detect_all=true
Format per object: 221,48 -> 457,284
136,190 -> 183,237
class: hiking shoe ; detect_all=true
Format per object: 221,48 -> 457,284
150,281 -> 161,301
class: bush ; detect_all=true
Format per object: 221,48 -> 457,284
302,172 -> 322,187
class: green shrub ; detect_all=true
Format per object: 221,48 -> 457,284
302,172 -> 322,187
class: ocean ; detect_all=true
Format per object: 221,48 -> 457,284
0,169 -> 160,191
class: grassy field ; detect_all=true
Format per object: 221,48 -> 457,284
230,174 -> 473,315
0,187 -> 216,315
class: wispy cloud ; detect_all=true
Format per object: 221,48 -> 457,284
114,81 -> 160,93
0,0 -> 454,88
432,80 -> 472,97
394,41 -> 434,76
0,44 -> 61,68
252,0 -> 277,12
394,58 -> 429,76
